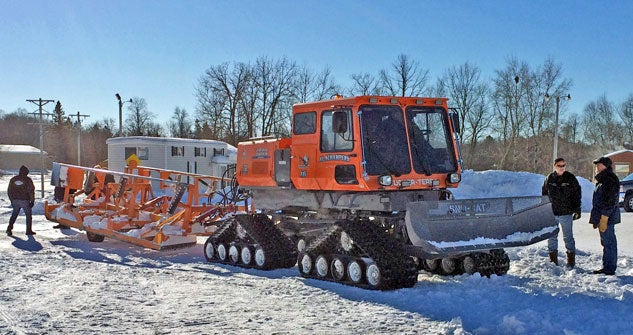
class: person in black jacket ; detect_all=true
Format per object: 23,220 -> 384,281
589,156 -> 620,275
6,165 -> 36,236
542,158 -> 582,267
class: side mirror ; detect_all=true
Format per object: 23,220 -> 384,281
332,111 -> 348,134
449,109 -> 460,134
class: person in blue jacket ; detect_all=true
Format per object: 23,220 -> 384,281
589,156 -> 620,275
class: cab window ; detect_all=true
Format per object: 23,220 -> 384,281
321,109 -> 353,152
293,112 -> 316,135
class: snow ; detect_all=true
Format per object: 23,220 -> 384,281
2,170 -> 633,334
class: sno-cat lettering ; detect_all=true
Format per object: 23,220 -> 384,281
447,202 -> 491,215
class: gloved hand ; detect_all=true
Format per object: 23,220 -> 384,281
572,212 -> 581,220
593,224 -> 598,229
599,215 -> 608,233
29,201 -> 34,208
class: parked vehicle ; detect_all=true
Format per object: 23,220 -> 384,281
620,173 -> 633,211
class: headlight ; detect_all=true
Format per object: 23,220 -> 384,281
378,175 -> 392,186
448,173 -> 461,184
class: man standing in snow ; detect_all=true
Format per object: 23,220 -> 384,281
542,158 -> 582,268
6,165 -> 36,236
589,156 -> 620,275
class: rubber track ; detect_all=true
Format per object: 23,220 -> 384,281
205,214 -> 297,270
303,219 -> 418,290
234,214 -> 298,269
425,249 -> 510,277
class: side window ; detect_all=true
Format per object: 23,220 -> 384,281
321,109 -> 353,152
125,147 -> 149,160
137,147 -> 149,160
171,146 -> 184,156
293,112 -> 317,135
194,147 -> 207,157
125,147 -> 136,160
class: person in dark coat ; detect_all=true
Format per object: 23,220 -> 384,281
589,156 -> 620,275
6,165 -> 36,236
542,157 -> 582,267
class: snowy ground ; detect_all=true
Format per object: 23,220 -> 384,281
1,170 -> 633,335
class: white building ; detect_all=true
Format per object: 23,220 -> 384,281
106,136 -> 236,178
0,144 -> 48,173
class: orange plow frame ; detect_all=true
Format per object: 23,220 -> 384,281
45,162 -> 249,250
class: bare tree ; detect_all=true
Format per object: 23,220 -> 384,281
436,62 -> 492,160
252,56 -> 297,137
349,73 -> 382,96
525,58 -> 572,171
195,62 -> 250,144
618,94 -> 633,146
491,58 -> 529,170
168,107 -> 194,138
379,54 -> 429,97
294,65 -> 316,103
581,95 -> 621,150
560,113 -> 581,144
124,97 -> 160,136
312,66 -> 340,101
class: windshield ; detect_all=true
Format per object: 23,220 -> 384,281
360,105 -> 411,176
622,173 -> 633,182
406,107 -> 457,174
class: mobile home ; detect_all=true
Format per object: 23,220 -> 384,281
106,136 -> 236,178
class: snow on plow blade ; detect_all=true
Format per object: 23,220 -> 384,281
405,196 -> 559,258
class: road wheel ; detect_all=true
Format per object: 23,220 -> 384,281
462,256 -> 477,274
254,246 -> 266,268
298,253 -> 313,275
331,257 -> 345,281
241,246 -> 253,266
203,238 -> 215,261
624,193 -> 633,212
315,255 -> 329,278
217,243 -> 228,262
347,259 -> 363,284
366,263 -> 381,288
229,244 -> 240,264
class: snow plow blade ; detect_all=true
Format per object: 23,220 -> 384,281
404,196 -> 559,258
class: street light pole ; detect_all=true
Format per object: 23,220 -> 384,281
115,93 -> 132,137
545,93 -> 571,164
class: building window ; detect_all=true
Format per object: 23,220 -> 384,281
195,147 -> 206,157
213,148 -> 225,156
171,146 -> 184,156
614,163 -> 629,178
125,147 -> 136,160
137,147 -> 149,160
125,147 -> 149,160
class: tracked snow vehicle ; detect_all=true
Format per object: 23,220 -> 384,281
203,95 -> 559,290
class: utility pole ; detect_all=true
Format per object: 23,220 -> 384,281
69,111 -> 90,165
27,98 -> 54,198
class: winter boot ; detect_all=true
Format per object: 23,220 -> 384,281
548,250 -> 558,265
566,252 -> 575,268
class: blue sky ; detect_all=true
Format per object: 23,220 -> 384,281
1,0 -> 632,128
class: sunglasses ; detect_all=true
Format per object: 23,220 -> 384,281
556,164 -> 566,168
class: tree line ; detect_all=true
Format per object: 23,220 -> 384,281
2,54 -> 632,179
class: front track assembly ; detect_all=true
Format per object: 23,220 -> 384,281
297,219 -> 419,290
420,249 -> 510,277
